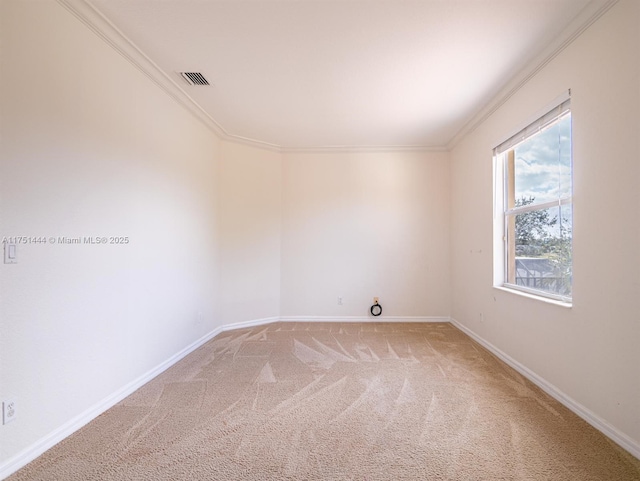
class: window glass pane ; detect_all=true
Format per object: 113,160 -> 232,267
513,113 -> 571,206
511,203 -> 572,298
557,114 -> 572,199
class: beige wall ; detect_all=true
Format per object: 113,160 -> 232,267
281,151 -> 450,317
218,141 -> 282,323
0,0 -> 221,462
2,0 -> 639,474
450,0 -> 640,448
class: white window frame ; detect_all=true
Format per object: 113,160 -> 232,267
493,92 -> 573,305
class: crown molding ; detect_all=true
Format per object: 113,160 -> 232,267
220,139 -> 445,155
446,0 -> 620,150
58,0 -> 618,155
281,144 -> 448,154
219,133 -> 284,153
56,0 -> 232,139
55,0 -> 444,155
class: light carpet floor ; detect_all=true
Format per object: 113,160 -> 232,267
9,322 -> 640,480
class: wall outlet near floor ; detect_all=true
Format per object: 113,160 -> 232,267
3,399 -> 16,425
338,297 -> 343,305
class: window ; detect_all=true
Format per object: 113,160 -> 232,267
494,96 -> 572,303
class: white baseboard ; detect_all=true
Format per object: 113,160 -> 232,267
279,316 -> 449,323
0,317 -> 270,480
6,314 -> 636,480
0,314 -> 444,479
450,317 -> 640,460
221,316 -> 281,331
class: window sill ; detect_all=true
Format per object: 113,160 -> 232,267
493,285 -> 572,308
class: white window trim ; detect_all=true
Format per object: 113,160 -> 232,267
493,93 -> 573,305
493,286 -> 572,308
505,197 -> 571,217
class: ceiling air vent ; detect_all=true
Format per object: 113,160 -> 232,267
179,72 -> 210,86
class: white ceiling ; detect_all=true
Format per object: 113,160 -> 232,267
86,0 -> 596,150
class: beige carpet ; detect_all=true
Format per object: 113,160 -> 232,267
9,322 -> 640,480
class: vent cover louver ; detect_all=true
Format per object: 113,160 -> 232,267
179,72 -> 210,86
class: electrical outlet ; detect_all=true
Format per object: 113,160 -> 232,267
338,297 -> 343,305
3,399 -> 16,425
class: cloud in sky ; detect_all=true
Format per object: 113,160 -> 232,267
514,114 -> 571,205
